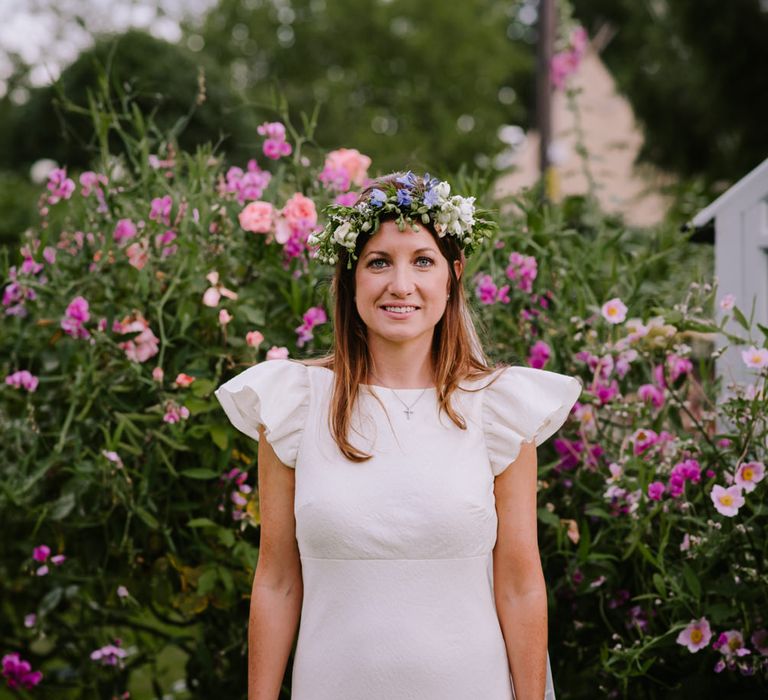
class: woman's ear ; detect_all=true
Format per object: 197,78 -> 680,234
453,258 -> 464,282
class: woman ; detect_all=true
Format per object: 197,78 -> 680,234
215,172 -> 582,700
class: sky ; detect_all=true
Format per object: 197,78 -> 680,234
0,0 -> 216,99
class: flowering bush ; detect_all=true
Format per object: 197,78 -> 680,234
1,89 -> 766,699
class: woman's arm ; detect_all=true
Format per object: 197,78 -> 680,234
493,439 -> 548,700
248,426 -> 304,700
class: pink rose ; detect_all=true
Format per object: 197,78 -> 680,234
239,201 -> 274,233
281,193 -> 317,231
324,148 -> 371,187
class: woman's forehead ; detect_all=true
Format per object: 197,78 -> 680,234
360,220 -> 438,253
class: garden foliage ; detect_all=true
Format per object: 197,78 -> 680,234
1,87 -> 766,699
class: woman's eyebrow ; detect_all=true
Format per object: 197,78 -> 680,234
363,247 -> 437,258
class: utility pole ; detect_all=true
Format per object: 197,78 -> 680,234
536,0 -> 557,199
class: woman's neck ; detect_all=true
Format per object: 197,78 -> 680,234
365,337 -> 435,389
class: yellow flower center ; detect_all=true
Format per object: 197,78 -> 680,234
720,494 -> 733,506
743,467 -> 754,481
690,629 -> 703,644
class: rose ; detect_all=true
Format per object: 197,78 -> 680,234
323,148 -> 371,187
238,201 -> 274,233
282,193 -> 318,232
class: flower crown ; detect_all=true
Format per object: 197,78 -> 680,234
308,171 -> 497,268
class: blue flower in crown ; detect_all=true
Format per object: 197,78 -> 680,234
308,171 -> 498,268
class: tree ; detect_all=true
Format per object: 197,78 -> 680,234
572,0 -> 768,185
193,0 -> 535,174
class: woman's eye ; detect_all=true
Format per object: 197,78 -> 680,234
368,258 -> 387,268
367,257 -> 434,268
416,256 -> 435,267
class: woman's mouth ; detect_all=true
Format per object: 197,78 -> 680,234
380,305 -> 419,318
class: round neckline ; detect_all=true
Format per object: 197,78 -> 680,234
311,365 -> 437,392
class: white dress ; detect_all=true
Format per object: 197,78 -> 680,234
215,359 -> 582,700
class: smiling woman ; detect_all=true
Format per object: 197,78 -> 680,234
215,171 -> 582,700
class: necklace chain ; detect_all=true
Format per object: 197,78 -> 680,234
387,387 -> 429,420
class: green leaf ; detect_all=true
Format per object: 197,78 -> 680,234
135,506 -> 160,530
49,492 -> 76,521
180,468 -> 219,480
652,573 -> 667,598
39,587 -> 63,615
682,564 -> 701,599
583,507 -> 612,520
732,306 -> 750,330
537,508 -> 560,528
188,518 -> 217,528
216,527 -> 235,548
197,568 -> 218,595
209,425 -> 229,450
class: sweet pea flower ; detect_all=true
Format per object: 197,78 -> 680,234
2,653 -> 43,690
102,450 -> 124,469
710,484 -> 745,517
741,345 -> 768,369
258,121 -> 292,160
734,461 -> 765,493
32,545 -> 50,562
125,239 -> 149,270
24,614 -> 36,628
90,641 -> 129,667
5,370 -> 39,392
117,585 -> 130,599
219,309 -> 233,326
319,148 -> 372,190
601,297 -> 628,324
296,306 -> 327,347
637,383 -> 665,409
46,167 -> 75,204
163,401 -> 190,424
61,296 -> 91,339
202,271 -> 239,307
647,481 -> 665,501
113,219 -> 137,245
528,340 -> 551,369
676,617 -> 712,653
334,191 -> 359,206
174,373 -> 195,388
266,346 -> 289,360
239,201 -> 274,233
222,160 -> 271,204
152,367 -> 164,383
505,252 -> 537,293
246,330 -> 265,348
666,354 -> 693,382
115,314 -> 160,363
51,555 -> 66,566
149,195 -> 173,226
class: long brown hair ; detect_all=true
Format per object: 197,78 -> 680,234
304,172 -> 504,461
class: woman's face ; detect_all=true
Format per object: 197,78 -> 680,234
353,219 -> 462,347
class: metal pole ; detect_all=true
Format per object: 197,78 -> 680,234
536,0 -> 556,197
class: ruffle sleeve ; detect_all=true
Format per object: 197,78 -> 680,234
213,359 -> 309,468
482,366 -> 583,477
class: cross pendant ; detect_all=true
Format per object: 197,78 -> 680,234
403,407 -> 413,420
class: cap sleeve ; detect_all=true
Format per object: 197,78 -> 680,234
214,359 -> 309,468
483,366 -> 583,477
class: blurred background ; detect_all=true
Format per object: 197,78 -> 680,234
2,0 -> 767,245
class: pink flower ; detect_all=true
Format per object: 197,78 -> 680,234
676,617 -> 712,653
647,481 -> 665,501
174,373 -> 195,388
550,26 -> 588,90
113,219 -> 137,245
219,309 -> 233,326
319,148 -> 372,190
149,195 -> 173,226
47,167 -> 75,204
734,461 -> 765,493
257,121 -> 287,140
202,271 -> 238,307
90,641 -> 129,667
32,545 -> 50,563
117,585 -> 129,598
505,252 -> 537,293
741,345 -> 768,369
163,401 -> 190,424
638,383 -> 665,409
334,191 -> 360,206
281,193 -> 318,233
221,160 -> 271,204
715,630 -> 751,659
266,346 -> 289,360
528,340 -> 551,369
24,614 -> 36,628
152,367 -> 164,383
666,354 -> 693,382
263,138 -> 292,159
719,294 -> 736,311
751,629 -> 768,656
61,296 -> 91,339
601,297 -> 628,324
475,274 -> 499,305
710,484 -> 745,517
5,370 -> 39,392
295,306 -> 327,347
2,652 -> 43,690
239,201 -> 274,233
246,330 -> 265,347
115,313 -> 160,363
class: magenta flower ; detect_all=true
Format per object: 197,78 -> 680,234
527,340 -> 551,369
647,481 -> 665,501
505,251 -> 537,293
149,195 -> 173,226
5,370 -> 39,392
295,306 -> 328,347
46,167 -> 75,204
637,383 -> 665,409
710,484 -> 745,517
334,191 -> 359,206
666,353 -> 693,382
676,617 -> 712,653
61,296 -> 91,340
222,160 -> 271,204
2,653 -> 43,690
475,274 -> 499,305
32,545 -> 50,563
258,121 -> 292,160
113,219 -> 137,245
163,401 -> 190,424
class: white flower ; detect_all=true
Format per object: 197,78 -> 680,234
433,181 -> 451,204
332,221 -> 356,247
454,195 -> 475,230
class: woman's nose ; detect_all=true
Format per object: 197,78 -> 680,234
388,265 -> 415,295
